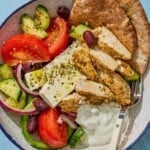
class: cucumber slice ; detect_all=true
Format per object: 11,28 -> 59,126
18,90 -> 26,103
23,100 -> 35,111
0,64 -> 13,79
34,4 -> 50,30
1,90 -> 26,110
4,95 -> 26,109
25,68 -> 46,91
126,72 -> 140,81
117,60 -> 140,81
68,126 -> 75,139
0,91 -> 37,114
20,14 -> 47,39
69,24 -> 91,41
0,78 -> 21,100
21,115 -> 52,150
68,127 -> 85,148
26,95 -> 34,104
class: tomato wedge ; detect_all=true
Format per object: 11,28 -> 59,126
38,108 -> 68,148
1,34 -> 51,66
44,17 -> 69,59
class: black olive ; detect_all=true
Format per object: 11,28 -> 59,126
57,6 -> 70,20
27,116 -> 38,133
83,31 -> 97,48
33,98 -> 49,111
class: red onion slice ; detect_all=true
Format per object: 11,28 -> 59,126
16,64 -> 39,96
0,99 -> 37,115
58,114 -> 78,129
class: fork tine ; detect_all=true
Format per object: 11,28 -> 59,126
134,80 -> 139,98
110,76 -> 143,150
132,76 -> 143,104
131,82 -> 135,93
131,81 -> 136,100
138,76 -> 143,99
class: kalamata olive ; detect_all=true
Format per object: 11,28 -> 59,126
83,31 -> 97,48
57,6 -> 70,20
33,98 -> 49,111
27,116 -> 38,133
22,62 -> 44,73
12,66 -> 17,77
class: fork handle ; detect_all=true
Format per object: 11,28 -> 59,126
110,112 -> 125,150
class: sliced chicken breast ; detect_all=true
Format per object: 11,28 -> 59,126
73,49 -> 100,81
75,79 -> 115,103
89,49 -> 119,71
59,93 -> 87,113
98,71 -> 131,106
92,27 -> 132,60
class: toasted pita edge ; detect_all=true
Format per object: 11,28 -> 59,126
118,0 -> 150,74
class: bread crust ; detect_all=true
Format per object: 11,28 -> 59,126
69,0 -> 150,74
69,0 -> 137,54
118,0 -> 150,74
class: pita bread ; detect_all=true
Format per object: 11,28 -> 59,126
117,0 -> 150,74
69,0 -> 137,53
69,0 -> 150,74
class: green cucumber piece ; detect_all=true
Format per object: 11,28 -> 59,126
0,64 -> 13,79
126,71 -> 140,81
0,78 -> 21,100
26,95 -> 34,104
117,60 -> 140,81
68,126 -> 75,140
4,95 -> 26,109
18,90 -> 27,103
20,14 -> 47,39
23,99 -> 36,111
68,127 -> 85,148
21,115 -> 53,150
34,4 -> 50,30
69,24 -> 91,41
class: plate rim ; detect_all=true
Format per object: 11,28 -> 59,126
0,124 -> 24,150
0,0 -> 32,28
0,0 -> 150,149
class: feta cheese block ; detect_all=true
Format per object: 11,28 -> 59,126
39,42 -> 86,107
25,69 -> 47,90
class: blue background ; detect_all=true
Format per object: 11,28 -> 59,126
0,0 -> 150,150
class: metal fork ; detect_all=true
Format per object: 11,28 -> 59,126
110,76 -> 143,150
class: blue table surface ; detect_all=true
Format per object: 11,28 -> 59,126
0,0 -> 150,150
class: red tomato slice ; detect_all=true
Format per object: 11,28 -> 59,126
38,108 -> 68,148
1,34 -> 51,66
44,17 -> 69,58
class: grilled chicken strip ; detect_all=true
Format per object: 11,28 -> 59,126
73,49 -> 100,81
89,49 -> 119,72
75,79 -> 115,104
59,93 -> 87,113
73,46 -> 131,106
98,71 -> 131,106
92,27 -> 131,60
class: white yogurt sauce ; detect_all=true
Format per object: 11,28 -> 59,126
76,103 -> 129,147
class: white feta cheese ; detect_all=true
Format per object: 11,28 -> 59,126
39,42 -> 86,107
25,69 -> 46,91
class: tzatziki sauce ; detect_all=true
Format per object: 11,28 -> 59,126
76,103 -> 129,147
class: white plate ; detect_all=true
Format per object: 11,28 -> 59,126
0,0 -> 150,150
